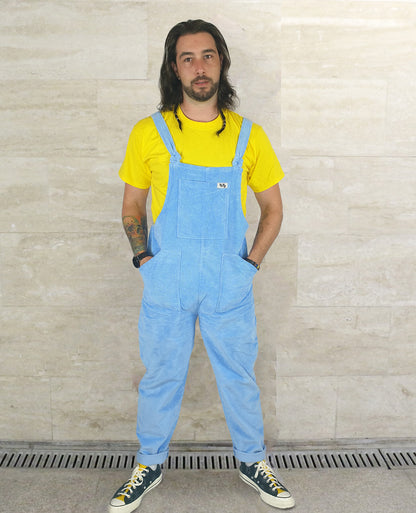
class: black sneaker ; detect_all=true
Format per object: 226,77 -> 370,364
239,460 -> 295,509
108,463 -> 162,513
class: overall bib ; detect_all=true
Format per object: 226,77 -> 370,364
136,112 -> 266,465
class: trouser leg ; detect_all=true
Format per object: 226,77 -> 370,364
136,301 -> 196,465
199,298 -> 266,463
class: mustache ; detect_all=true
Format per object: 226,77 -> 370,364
191,76 -> 213,85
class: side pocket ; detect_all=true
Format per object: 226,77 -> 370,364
139,250 -> 181,311
216,254 -> 257,313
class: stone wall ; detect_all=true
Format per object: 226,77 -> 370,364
1,1 -> 415,444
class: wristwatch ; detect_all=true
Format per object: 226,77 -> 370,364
132,251 -> 151,268
244,257 -> 260,271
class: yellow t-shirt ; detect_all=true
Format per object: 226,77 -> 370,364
119,107 -> 284,221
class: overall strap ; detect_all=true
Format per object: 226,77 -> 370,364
232,118 -> 253,167
151,112 -> 181,161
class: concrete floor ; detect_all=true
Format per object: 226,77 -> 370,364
1,466 -> 416,513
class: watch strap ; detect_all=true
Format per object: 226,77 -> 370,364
132,250 -> 151,268
244,257 -> 260,271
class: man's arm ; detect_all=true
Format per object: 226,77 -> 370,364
122,183 -> 152,265
247,183 -> 283,266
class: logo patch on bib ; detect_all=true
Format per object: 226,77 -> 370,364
217,183 -> 228,189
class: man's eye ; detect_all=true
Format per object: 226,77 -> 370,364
184,57 -> 192,63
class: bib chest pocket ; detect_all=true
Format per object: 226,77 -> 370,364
177,178 -> 230,240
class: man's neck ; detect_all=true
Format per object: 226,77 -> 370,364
180,97 -> 219,122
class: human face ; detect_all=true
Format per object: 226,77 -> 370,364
172,32 -> 222,103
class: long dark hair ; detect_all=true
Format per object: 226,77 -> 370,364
158,19 -> 238,112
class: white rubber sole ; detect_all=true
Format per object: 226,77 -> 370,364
108,474 -> 162,513
239,471 -> 296,509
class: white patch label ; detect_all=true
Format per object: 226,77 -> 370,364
217,183 -> 228,189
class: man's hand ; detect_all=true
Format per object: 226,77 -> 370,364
139,255 -> 153,266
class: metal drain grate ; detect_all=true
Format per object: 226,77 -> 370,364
267,450 -> 386,469
380,449 -> 416,469
164,453 -> 237,470
0,450 -> 137,470
1,444 -> 415,471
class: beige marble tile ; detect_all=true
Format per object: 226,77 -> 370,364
97,81 -> 160,162
48,157 -> 124,233
0,1 -> 147,79
334,157 -> 416,235
1,158 -> 128,235
265,233 -> 298,267
282,155 -> 335,182
276,307 -> 391,377
276,376 -> 338,440
386,76 -> 416,155
0,306 -> 143,379
387,308 -> 416,376
245,227 -> 294,330
51,375 -> 138,440
228,2 -> 281,145
0,81 -> 98,158
0,158 -> 49,232
280,156 -> 350,235
0,233 -> 141,307
220,2 -> 281,146
0,307 -> 50,377
297,234 -> 416,306
336,375 -> 416,438
281,0 -> 416,80
254,271 -> 297,360
281,1 -> 416,157
254,235 -> 298,314
0,377 -> 52,440
281,78 -> 387,155
280,155 -> 416,236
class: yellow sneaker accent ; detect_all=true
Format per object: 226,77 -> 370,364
108,463 -> 162,513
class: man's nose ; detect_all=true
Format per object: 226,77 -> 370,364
195,59 -> 206,75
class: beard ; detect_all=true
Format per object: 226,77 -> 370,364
182,77 -> 219,102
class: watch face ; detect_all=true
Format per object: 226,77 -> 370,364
132,256 -> 141,268
133,251 -> 150,268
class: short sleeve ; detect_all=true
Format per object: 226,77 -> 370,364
119,122 -> 152,189
245,124 -> 284,193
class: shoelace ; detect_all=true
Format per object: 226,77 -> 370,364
254,461 -> 283,490
119,464 -> 150,498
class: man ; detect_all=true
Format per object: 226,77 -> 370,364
109,19 -> 295,511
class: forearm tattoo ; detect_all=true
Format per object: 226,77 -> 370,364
122,215 -> 148,255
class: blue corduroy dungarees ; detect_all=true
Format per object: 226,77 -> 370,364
136,112 -> 266,465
